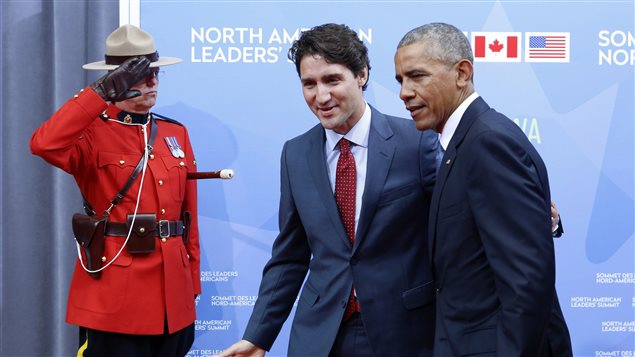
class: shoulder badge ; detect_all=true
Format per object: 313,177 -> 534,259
152,112 -> 183,126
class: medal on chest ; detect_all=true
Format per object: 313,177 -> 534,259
164,136 -> 185,158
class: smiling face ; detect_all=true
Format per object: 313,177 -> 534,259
300,55 -> 368,134
115,68 -> 160,113
394,41 -> 466,133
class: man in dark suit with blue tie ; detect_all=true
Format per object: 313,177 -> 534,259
394,23 -> 572,356
219,23 -> 438,357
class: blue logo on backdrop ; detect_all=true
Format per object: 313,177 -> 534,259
140,1 -> 635,356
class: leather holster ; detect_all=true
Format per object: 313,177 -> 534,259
72,213 -> 107,279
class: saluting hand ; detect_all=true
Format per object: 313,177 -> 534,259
90,56 -> 151,102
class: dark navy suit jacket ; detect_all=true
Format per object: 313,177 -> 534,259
243,106 -> 437,356
429,97 -> 572,356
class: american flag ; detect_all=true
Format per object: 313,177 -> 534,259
527,35 -> 569,59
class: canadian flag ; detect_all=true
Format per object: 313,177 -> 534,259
471,32 -> 522,62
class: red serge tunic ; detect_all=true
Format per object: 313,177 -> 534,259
30,87 -> 201,335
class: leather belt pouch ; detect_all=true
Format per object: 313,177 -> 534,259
72,213 -> 107,279
126,213 -> 157,254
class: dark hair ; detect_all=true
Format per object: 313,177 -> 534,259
288,23 -> 371,91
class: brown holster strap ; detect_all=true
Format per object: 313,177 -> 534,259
105,220 -> 184,238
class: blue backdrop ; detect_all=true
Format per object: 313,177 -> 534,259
138,1 -> 634,356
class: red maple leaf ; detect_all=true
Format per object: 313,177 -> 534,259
488,39 -> 504,53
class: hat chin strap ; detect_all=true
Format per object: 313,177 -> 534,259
105,51 -> 159,65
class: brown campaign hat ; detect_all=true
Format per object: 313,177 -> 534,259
83,24 -> 181,70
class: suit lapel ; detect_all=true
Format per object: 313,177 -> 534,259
307,126 -> 351,247
429,97 -> 490,261
355,107 -> 395,253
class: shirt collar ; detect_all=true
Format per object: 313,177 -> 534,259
102,105 -> 151,125
439,92 -> 479,150
325,102 -> 371,152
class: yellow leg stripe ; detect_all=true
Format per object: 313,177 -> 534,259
77,334 -> 88,357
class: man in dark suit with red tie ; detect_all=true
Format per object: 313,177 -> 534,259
220,23 -> 438,357
394,22 -> 572,356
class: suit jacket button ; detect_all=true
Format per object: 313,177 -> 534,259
350,258 -> 357,266
436,288 -> 442,294
340,300 -> 347,308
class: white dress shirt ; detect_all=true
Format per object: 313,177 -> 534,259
438,92 -> 479,150
324,102 -> 371,235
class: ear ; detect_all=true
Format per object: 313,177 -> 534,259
455,59 -> 473,88
357,67 -> 369,88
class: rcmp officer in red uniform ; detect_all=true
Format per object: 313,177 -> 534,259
30,24 -> 200,356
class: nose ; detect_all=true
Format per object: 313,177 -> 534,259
143,68 -> 161,84
316,83 -> 331,104
145,72 -> 159,85
399,81 -> 414,102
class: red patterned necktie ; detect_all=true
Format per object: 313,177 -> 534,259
335,138 -> 360,321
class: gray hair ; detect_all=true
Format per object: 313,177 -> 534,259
397,23 -> 473,66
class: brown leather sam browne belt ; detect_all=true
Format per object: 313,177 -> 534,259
105,219 -> 184,238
